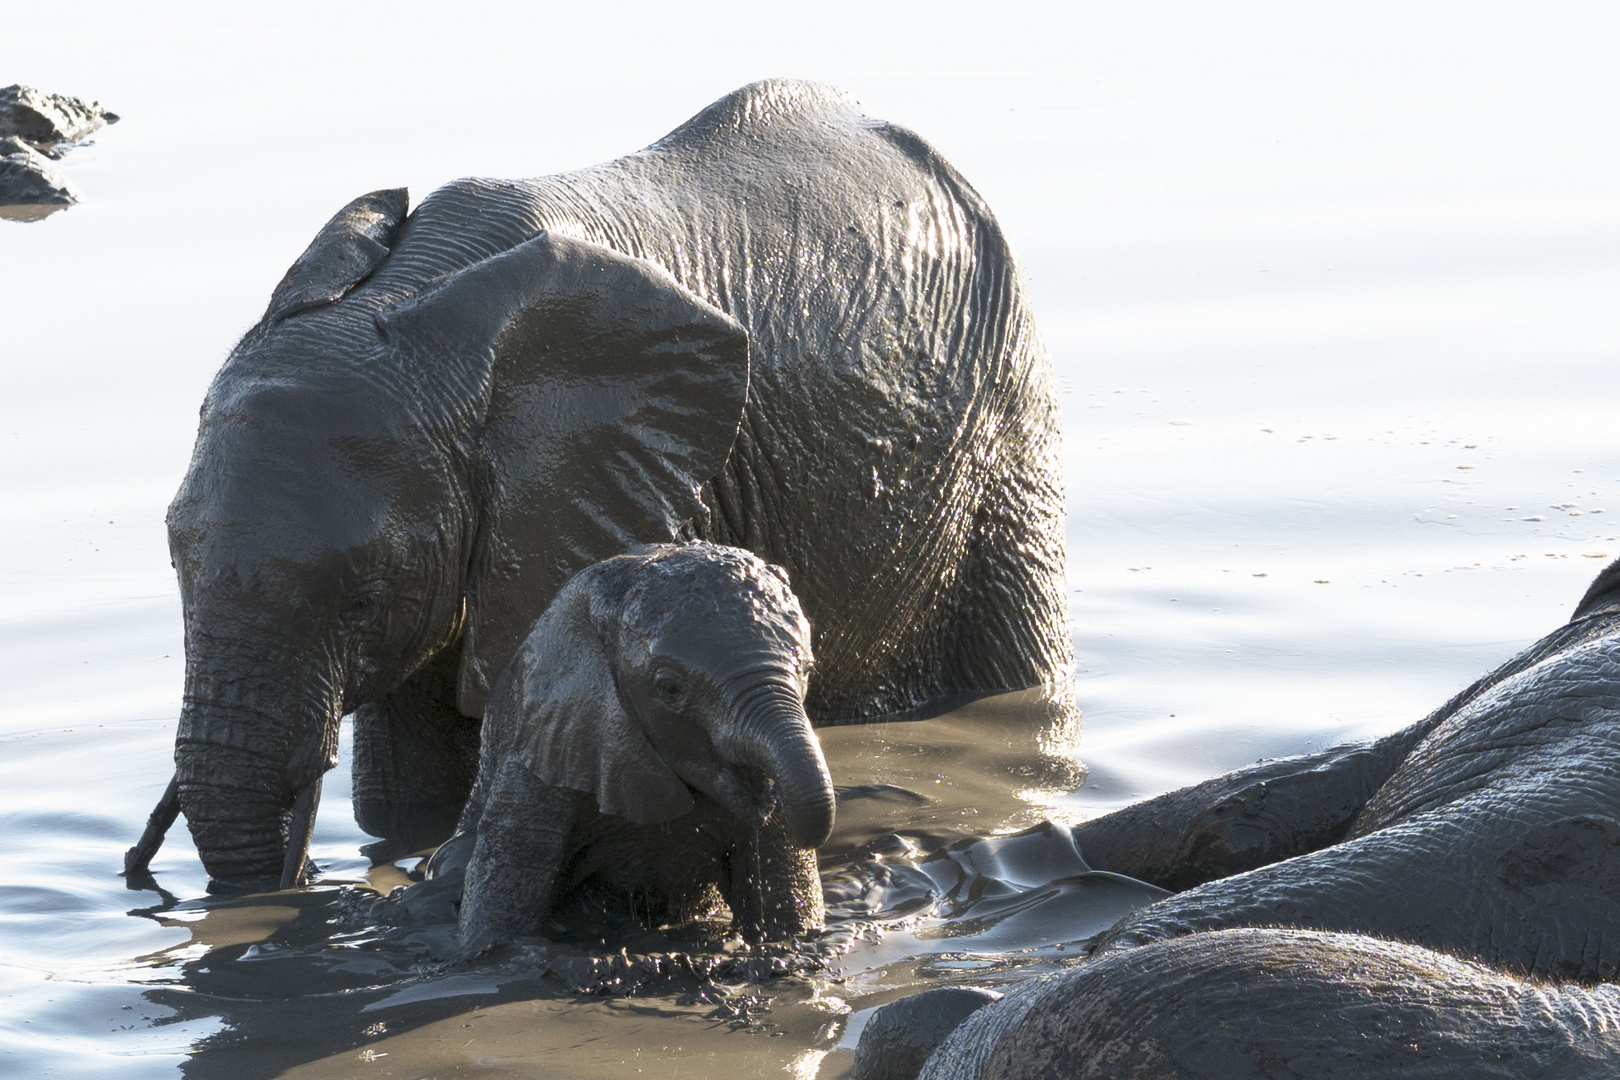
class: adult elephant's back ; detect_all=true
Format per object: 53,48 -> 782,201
366,79 -> 1070,721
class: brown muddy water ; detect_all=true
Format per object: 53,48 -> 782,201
3,3 -> 1618,1077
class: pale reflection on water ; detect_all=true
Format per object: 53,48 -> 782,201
0,203 -> 69,222
2,1 -> 1618,1076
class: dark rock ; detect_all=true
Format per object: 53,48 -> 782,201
853,986 -> 1004,1080
0,135 -> 77,222
0,84 -> 118,155
0,86 -> 118,221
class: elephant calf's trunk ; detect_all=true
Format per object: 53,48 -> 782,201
734,686 -> 836,850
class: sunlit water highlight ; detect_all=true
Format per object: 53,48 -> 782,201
3,3 -> 1617,1076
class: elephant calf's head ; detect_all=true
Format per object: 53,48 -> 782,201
488,543 -> 834,849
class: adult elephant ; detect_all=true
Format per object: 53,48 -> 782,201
1072,556 -> 1620,976
874,928 -> 1620,1080
855,560 -> 1620,1079
157,80 -> 1070,892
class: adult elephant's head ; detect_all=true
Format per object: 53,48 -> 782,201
168,189 -> 749,891
492,544 -> 834,851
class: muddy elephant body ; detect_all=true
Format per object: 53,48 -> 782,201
858,561 -> 1620,1079
164,80 -> 1069,891
432,544 -> 831,953
903,929 -> 1620,1080
1075,559 -> 1620,979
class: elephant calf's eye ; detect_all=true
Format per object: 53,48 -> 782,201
653,671 -> 686,710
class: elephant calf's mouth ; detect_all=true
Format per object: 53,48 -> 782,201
699,767 -> 774,829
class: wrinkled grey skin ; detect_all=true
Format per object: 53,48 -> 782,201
415,543 -> 831,954
862,558 -> 1620,1079
853,987 -> 1004,1080
913,929 -> 1620,1080
163,78 -> 1068,892
1078,556 -> 1620,975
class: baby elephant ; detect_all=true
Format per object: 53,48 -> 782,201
432,543 -> 834,955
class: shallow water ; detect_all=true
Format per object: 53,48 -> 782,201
3,3 -> 1618,1077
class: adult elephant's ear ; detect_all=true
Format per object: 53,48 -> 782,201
264,188 -> 409,323
380,231 -> 750,716
492,565 -> 695,823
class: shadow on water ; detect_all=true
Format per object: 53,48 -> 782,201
109,690 -> 1167,1079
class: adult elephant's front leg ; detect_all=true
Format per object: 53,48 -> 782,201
351,645 -> 481,855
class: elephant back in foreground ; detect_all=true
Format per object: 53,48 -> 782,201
361,78 -> 1069,721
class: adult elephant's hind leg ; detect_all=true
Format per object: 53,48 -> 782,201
943,439 -> 1071,697
351,645 -> 481,856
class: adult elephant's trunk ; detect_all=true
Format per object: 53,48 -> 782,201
726,676 -> 835,850
175,654 -> 341,892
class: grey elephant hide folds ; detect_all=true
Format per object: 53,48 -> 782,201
159,78 -> 1070,892
407,544 -> 832,954
861,559 -> 1620,1079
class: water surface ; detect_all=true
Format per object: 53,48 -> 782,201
3,3 -> 1617,1076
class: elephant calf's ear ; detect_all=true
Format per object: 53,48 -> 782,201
264,187 -> 409,324
493,571 -> 695,825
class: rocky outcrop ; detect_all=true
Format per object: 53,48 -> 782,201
0,84 -> 118,222
0,84 -> 118,154
0,136 -> 78,221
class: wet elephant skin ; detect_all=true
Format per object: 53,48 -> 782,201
422,544 -> 832,954
1082,557 -> 1620,980
860,559 -> 1620,1079
161,79 -> 1071,891
919,929 -> 1620,1080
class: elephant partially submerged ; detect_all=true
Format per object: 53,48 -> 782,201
1073,556 -> 1620,975
148,80 -> 1070,892
415,543 -> 831,953
902,929 -> 1620,1080
857,559 -> 1620,1078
